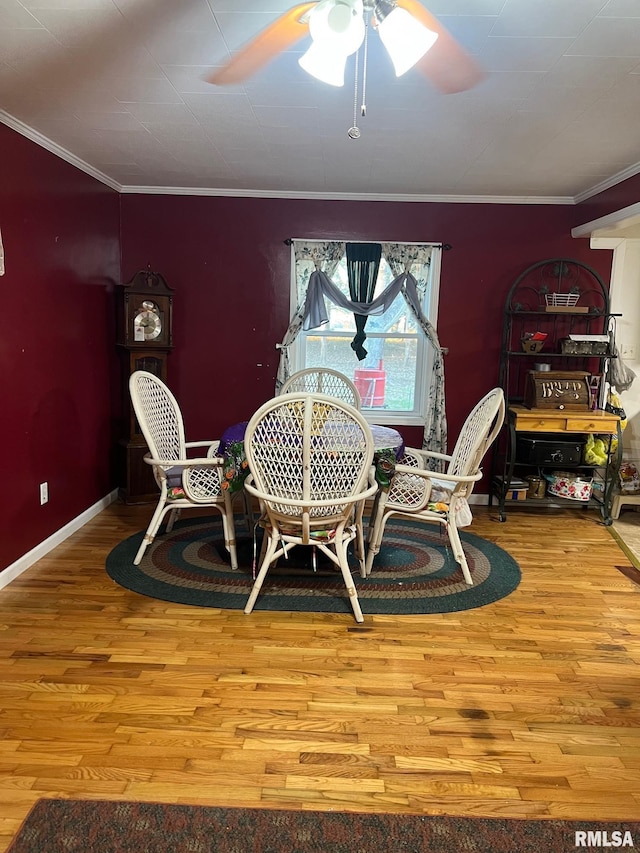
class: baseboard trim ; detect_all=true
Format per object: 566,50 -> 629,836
469,494 -> 488,506
0,489 -> 119,590
608,524 -> 640,573
1,488 -> 489,591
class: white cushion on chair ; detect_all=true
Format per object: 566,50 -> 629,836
428,477 -> 473,527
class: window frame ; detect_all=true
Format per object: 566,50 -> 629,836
288,241 -> 442,426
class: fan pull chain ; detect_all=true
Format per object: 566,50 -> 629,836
348,49 -> 361,139
348,18 -> 369,139
361,18 -> 369,118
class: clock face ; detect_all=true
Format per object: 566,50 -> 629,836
134,301 -> 162,341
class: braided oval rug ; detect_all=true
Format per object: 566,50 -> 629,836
105,515 -> 520,616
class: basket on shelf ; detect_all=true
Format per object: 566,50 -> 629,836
521,331 -> 547,353
545,292 -> 579,307
521,339 -> 545,353
560,336 -> 609,355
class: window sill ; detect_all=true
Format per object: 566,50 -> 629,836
361,411 -> 425,427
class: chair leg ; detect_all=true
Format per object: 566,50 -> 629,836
354,525 -> 366,579
365,490 -> 391,575
166,507 -> 180,533
245,533 -> 280,614
242,490 -> 254,532
351,502 -> 367,578
335,536 -> 364,623
367,492 -> 381,544
365,509 -> 391,577
220,493 -> 238,570
364,541 -> 377,576
134,499 -> 170,565
257,527 -> 269,567
447,518 -> 473,585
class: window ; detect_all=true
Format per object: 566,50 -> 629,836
289,242 -> 441,425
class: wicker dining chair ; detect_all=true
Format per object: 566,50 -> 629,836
280,368 -> 361,409
242,393 -> 378,623
366,388 -> 505,584
129,370 -> 242,568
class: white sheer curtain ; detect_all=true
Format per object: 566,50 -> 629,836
275,240 -> 447,456
275,241 -> 343,391
382,243 -> 446,456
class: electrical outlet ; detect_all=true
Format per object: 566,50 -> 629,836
39,482 -> 48,505
621,344 -> 637,359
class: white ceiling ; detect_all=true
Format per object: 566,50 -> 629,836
1,0 -> 640,202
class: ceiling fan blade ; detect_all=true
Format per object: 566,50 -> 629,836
396,0 -> 486,94
206,2 -> 316,86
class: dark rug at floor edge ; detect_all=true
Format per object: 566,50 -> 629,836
8,799 -> 639,853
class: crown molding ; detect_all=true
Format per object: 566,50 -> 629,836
5,109 -> 637,205
574,160 -> 640,204
0,111 -> 122,192
119,184 -> 573,204
572,201 -> 640,239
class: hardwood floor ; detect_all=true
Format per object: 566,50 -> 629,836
1,501 -> 639,849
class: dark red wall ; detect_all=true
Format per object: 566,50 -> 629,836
120,195 -> 613,450
575,174 -> 640,226
0,124 -> 120,571
3,117 -> 627,573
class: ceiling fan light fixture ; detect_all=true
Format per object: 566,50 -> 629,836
299,40 -> 348,86
375,2 -> 438,76
309,0 -> 365,56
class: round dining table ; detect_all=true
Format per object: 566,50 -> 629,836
216,420 -> 404,494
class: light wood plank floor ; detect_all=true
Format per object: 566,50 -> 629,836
1,501 -> 639,849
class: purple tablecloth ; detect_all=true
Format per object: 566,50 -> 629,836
218,420 -> 249,457
217,420 -> 404,493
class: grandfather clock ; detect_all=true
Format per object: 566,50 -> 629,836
116,267 -> 174,503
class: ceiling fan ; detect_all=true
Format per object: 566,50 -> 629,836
205,0 -> 485,95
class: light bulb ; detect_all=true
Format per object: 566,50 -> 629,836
308,0 -> 365,57
378,7 -> 438,76
299,41 -> 348,87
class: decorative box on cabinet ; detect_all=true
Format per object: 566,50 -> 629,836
523,370 -> 591,410
490,259 -> 622,524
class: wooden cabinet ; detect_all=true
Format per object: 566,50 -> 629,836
491,259 -> 622,523
509,406 -> 619,435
